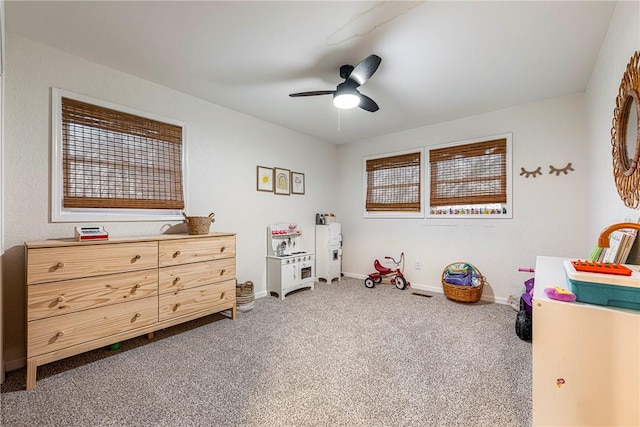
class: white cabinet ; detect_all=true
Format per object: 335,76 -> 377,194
315,223 -> 341,282
281,262 -> 297,291
532,256 -> 640,426
266,255 -> 315,300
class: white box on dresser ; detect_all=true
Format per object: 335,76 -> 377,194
25,232 -> 236,390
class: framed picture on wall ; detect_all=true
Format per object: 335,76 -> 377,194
256,166 -> 274,192
291,172 -> 305,195
274,167 -> 291,195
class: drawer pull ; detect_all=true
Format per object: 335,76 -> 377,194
132,284 -> 140,292
173,277 -> 181,285
220,246 -> 226,253
173,303 -> 180,312
57,296 -> 65,303
173,250 -> 181,258
219,269 -> 226,276
52,262 -> 65,271
134,313 -> 141,319
220,292 -> 225,300
131,255 -> 141,263
56,331 -> 64,338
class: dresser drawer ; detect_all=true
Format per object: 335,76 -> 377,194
27,269 -> 158,321
27,242 -> 158,285
158,236 -> 235,267
159,279 -> 235,321
27,296 -> 158,358
158,258 -> 235,294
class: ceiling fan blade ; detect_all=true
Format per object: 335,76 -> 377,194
348,54 -> 382,86
289,90 -> 335,97
358,93 -> 379,112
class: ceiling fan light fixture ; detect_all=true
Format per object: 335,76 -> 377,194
333,92 -> 360,109
289,54 -> 381,112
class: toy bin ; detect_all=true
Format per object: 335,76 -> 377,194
564,260 -> 640,311
441,262 -> 485,303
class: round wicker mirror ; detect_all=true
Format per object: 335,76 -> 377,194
612,51 -> 640,208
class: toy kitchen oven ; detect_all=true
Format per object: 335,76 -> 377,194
266,223 -> 315,299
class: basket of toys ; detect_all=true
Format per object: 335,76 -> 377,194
441,262 -> 485,303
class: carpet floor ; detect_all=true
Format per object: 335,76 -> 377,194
1,277 -> 532,426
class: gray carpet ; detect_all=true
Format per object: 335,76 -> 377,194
1,278 -> 532,427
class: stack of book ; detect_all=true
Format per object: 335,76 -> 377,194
589,227 -> 638,264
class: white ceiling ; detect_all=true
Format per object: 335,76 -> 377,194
6,1 -> 616,144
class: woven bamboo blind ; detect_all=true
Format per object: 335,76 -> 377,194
366,152 -> 421,212
62,97 -> 184,210
429,138 -> 506,207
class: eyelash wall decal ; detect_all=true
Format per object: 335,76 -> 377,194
549,162 -> 574,176
520,166 -> 542,178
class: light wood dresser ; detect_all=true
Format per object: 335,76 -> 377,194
25,232 -> 236,390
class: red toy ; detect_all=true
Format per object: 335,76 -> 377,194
364,253 -> 410,290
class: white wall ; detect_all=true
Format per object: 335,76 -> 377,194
586,0 -> 640,237
337,94 -> 589,301
2,33 -> 338,369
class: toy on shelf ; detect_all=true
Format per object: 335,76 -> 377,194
570,260 -> 632,276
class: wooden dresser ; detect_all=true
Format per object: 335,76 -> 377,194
25,232 -> 236,390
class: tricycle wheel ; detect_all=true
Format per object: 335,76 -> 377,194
393,276 -> 407,290
515,310 -> 532,341
364,277 -> 375,288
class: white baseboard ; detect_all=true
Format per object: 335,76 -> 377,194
342,272 -> 508,305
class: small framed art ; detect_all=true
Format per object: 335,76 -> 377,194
291,172 -> 305,195
274,167 -> 290,195
256,166 -> 273,192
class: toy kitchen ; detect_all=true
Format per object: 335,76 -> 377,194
266,223 -> 315,299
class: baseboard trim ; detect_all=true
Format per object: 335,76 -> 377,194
342,272 -> 507,305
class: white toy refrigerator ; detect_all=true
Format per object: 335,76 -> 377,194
315,222 -> 342,282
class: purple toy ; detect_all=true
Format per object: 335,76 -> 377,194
544,286 -> 577,302
521,277 -> 534,314
515,270 -> 535,341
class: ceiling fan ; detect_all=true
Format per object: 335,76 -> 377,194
289,54 -> 382,112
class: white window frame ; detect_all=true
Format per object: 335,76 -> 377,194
426,133 -> 513,219
362,148 -> 425,219
51,88 -> 187,222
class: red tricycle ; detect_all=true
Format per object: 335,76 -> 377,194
364,253 -> 410,290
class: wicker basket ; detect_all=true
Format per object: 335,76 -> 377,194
236,280 -> 255,306
183,212 -> 215,235
441,262 -> 485,303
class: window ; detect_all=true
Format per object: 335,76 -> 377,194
52,89 -> 186,222
427,134 -> 512,218
363,150 -> 423,217
362,134 -> 512,220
